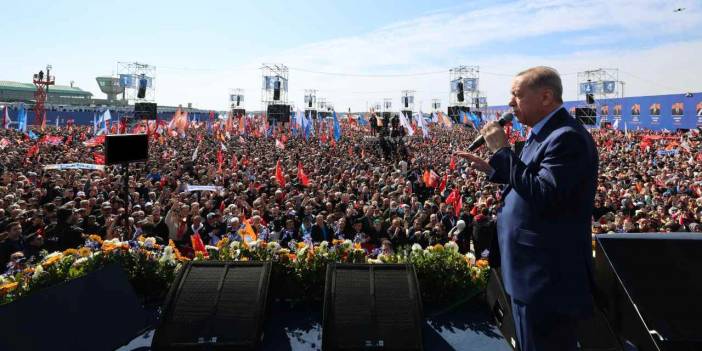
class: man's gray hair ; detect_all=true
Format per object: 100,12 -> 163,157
516,66 -> 563,103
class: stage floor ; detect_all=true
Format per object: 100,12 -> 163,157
117,298 -> 512,351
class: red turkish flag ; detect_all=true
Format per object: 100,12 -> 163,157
93,152 -> 105,165
27,144 -> 39,158
449,156 -> 456,171
454,195 -> 463,217
297,161 -> 310,187
190,233 -> 208,257
217,149 -> 224,173
275,160 -> 286,187
438,174 -> 448,193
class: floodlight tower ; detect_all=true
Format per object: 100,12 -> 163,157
32,65 -> 55,129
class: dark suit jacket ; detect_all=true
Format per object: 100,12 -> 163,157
488,107 -> 598,316
310,223 -> 333,242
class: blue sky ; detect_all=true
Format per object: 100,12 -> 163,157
1,0 -> 700,111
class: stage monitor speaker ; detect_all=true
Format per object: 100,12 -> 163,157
595,233 -> 702,351
0,263 -> 147,351
152,261 -> 272,351
457,82 -> 465,102
586,93 -> 595,105
138,77 -> 148,99
575,107 -> 597,126
105,133 -> 149,165
134,102 -> 158,120
487,268 -> 621,351
273,81 -> 281,101
322,263 -> 423,351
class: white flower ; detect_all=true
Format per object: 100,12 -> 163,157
249,240 -> 261,248
445,241 -> 459,253
411,243 -> 422,253
32,265 -> 44,280
72,257 -> 88,267
342,240 -> 353,249
159,246 -> 175,264
205,245 -> 219,251
319,241 -> 329,251
266,242 -> 281,252
229,240 -> 240,250
144,237 -> 156,248
465,252 -> 476,266
231,249 -> 241,259
367,258 -> 382,264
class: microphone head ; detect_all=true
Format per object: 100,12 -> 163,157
500,112 -> 514,123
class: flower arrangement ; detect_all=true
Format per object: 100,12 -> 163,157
0,235 -> 489,307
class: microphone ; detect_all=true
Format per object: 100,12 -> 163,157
467,112 -> 514,151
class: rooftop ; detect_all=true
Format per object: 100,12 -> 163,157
0,80 -> 92,96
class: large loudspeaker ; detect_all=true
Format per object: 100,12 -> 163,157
232,108 -> 246,117
595,233 -> 702,351
152,261 -> 272,350
457,82 -> 465,102
586,93 -> 595,105
486,269 -> 519,350
105,133 -> 149,165
138,77 -> 148,99
323,263 -> 424,351
487,268 -> 621,351
134,102 -> 158,120
0,263 -> 147,351
273,81 -> 281,101
267,104 -> 290,123
575,107 -> 597,126
448,105 -> 470,123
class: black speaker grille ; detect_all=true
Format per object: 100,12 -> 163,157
153,261 -> 272,350
374,269 -> 421,349
323,264 -> 423,351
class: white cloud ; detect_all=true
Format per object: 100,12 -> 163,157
71,0 -> 702,111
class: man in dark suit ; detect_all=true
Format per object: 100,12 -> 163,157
456,66 -> 598,351
310,214 -> 333,243
650,104 -> 661,116
672,104 -> 684,116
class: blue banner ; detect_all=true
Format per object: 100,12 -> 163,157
490,92 -> 702,131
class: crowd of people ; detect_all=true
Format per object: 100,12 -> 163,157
1,117 -> 701,273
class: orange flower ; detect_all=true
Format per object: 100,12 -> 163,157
102,242 -> 117,252
296,242 -> 306,249
241,257 -> 249,261
78,247 -> 92,257
476,259 -> 489,269
42,254 -> 63,268
216,237 -> 230,249
62,248 -> 79,256
0,282 -> 19,295
289,254 -> 297,261
332,239 -> 343,246
88,235 -> 103,244
353,243 -> 362,250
